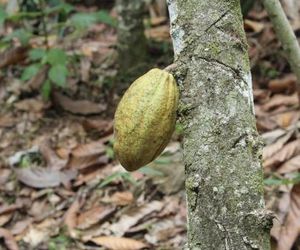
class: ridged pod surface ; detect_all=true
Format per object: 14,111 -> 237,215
114,68 -> 179,171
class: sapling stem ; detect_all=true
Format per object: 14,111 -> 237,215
261,0 -> 300,102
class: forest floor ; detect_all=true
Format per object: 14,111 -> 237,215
0,2 -> 300,250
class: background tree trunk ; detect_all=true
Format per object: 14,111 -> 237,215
116,0 -> 147,79
167,0 -> 272,249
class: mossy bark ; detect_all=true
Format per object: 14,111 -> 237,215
167,0 -> 272,249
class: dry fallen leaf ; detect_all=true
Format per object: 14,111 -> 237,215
39,140 -> 68,170
268,74 -> 297,94
82,119 -> 113,135
64,197 -> 84,238
261,128 -> 290,145
244,19 -> 264,33
68,141 -> 108,170
256,116 -> 278,132
273,110 -> 300,128
276,184 -> 300,250
14,167 -> 77,188
0,46 -> 29,68
72,141 -> 106,157
263,139 -> 300,170
109,191 -> 134,206
145,25 -> 170,41
149,16 -> 167,26
80,57 -> 91,82
281,0 -> 300,30
23,218 -> 58,247
270,186 -> 291,241
263,131 -> 294,161
253,89 -> 271,103
77,206 -> 115,230
0,212 -> 12,227
261,93 -> 298,111
110,200 -> 164,236
53,91 -> 106,115
0,114 -> 17,128
277,155 -> 300,174
10,218 -> 33,235
0,168 -> 12,185
90,236 -> 147,250
0,228 -> 19,250
0,202 -> 23,215
14,98 -> 48,113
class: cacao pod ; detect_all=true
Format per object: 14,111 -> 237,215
114,68 -> 179,171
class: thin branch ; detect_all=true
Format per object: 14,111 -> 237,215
38,0 -> 49,50
261,0 -> 300,102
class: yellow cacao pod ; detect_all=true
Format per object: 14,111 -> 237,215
114,68 -> 179,171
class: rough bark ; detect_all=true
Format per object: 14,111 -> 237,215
261,0 -> 300,93
116,0 -> 147,76
167,0 -> 272,249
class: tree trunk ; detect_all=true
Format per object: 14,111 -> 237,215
116,0 -> 147,78
167,0 -> 272,249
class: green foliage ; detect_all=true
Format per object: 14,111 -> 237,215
46,48 -> 67,66
0,0 -> 116,96
48,233 -> 72,250
29,48 -> 47,61
99,172 -> 137,188
138,166 -> 164,176
241,0 -> 255,17
19,152 -> 43,168
42,79 -> 52,100
95,10 -> 117,27
70,12 -> 98,29
153,155 -> 172,165
3,28 -> 32,45
70,10 -> 117,29
0,5 -> 7,26
258,62 -> 280,79
105,139 -> 115,159
48,64 -> 68,87
21,64 -> 41,81
175,122 -> 184,136
264,173 -> 300,186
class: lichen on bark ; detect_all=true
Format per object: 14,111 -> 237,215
167,0 -> 272,249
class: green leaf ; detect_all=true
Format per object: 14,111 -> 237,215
264,178 -> 285,186
29,48 -> 46,61
122,172 -> 137,185
3,29 -> 32,45
138,166 -> 164,176
153,156 -> 172,165
48,233 -> 72,250
98,172 -> 124,188
175,122 -> 184,136
48,65 -> 68,87
21,64 -> 41,81
70,12 -> 98,29
95,10 -> 117,27
42,80 -> 52,100
46,48 -> 67,66
105,146 -> 114,159
58,3 -> 74,14
70,11 -> 116,29
0,5 -> 7,25
98,172 -> 135,188
264,174 -> 300,186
